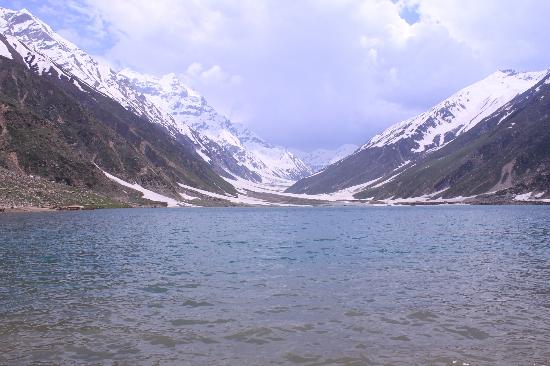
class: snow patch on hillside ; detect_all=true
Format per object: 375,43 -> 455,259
223,175 -> 379,202
0,38 -> 12,58
178,183 -> 273,206
514,192 -> 550,202
100,169 -> 192,207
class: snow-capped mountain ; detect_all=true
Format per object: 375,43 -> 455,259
0,33 -> 74,82
0,7 -> 311,186
0,8 -> 196,140
0,35 -> 238,206
288,68 -> 550,194
363,69 -> 548,153
293,144 -> 358,173
118,69 -> 312,182
351,73 -> 550,201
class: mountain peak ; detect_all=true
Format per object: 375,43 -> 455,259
293,144 -> 359,173
18,8 -> 40,21
0,6 -> 55,37
493,68 -> 549,81
363,67 -> 548,153
499,68 -> 518,76
19,8 -> 33,16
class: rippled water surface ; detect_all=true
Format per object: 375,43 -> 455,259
1,206 -> 550,365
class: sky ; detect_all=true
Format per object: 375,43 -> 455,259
1,0 -> 549,150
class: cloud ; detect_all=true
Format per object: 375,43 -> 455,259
187,64 -> 241,87
12,0 -> 550,149
415,0 -> 549,70
180,62 -> 246,121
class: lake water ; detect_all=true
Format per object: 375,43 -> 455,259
1,206 -> 549,365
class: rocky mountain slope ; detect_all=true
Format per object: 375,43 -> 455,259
288,69 -> 549,195
0,7 -> 311,186
0,167 -> 128,209
0,35 -> 235,208
354,74 -> 550,202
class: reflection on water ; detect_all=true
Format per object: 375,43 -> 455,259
1,206 -> 550,365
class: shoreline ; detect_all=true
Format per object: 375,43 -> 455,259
2,199 -> 550,213
0,207 -> 57,213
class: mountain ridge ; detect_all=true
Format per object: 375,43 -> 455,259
287,68 -> 550,195
1,5 -> 548,207
353,73 -> 550,202
0,29 -> 238,208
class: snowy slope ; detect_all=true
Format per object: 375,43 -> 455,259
0,33 -> 86,91
363,69 -> 549,153
119,69 -> 312,182
0,7 -> 195,141
293,144 -> 358,172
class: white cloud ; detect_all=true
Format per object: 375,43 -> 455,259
416,0 -> 549,70
186,62 -> 203,77
38,0 -> 550,149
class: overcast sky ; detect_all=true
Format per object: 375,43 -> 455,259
2,0 -> 549,150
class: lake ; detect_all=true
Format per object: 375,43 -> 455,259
1,206 -> 549,365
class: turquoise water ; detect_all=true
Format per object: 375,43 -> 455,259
1,206 -> 549,365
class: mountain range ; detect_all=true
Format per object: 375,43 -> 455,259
0,6 -> 327,208
288,69 -> 550,204
0,8 -> 314,187
0,6 -> 548,207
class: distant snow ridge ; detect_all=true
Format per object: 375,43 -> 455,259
363,69 -> 549,153
294,144 -> 358,173
0,6 -> 312,185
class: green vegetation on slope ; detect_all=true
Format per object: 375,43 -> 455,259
0,54 -> 236,207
